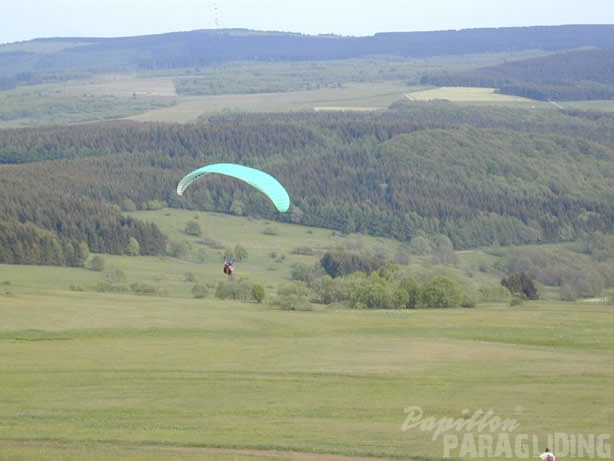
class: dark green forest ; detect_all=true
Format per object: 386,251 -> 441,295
421,47 -> 614,101
2,104 -> 614,265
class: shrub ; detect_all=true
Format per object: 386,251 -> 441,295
479,285 -> 512,302
86,255 -> 105,271
320,250 -> 383,278
501,272 -> 539,300
192,284 -> 208,299
510,297 -> 525,306
262,226 -> 278,235
215,279 -> 252,300
167,240 -> 190,258
290,262 -> 321,283
144,200 -> 166,210
291,247 -> 314,256
126,237 -> 140,256
234,244 -> 248,261
398,276 -> 420,308
420,276 -> 464,308
201,237 -> 225,249
184,220 -> 202,236
274,283 -> 311,310
251,284 -> 265,303
104,267 -> 126,283
559,283 -> 577,302
130,283 -> 157,295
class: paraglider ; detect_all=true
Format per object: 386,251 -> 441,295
176,163 -> 290,213
223,259 -> 233,276
177,163 -> 291,276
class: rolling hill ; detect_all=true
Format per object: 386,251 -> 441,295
421,47 -> 614,101
1,105 -> 614,264
2,25 -> 614,85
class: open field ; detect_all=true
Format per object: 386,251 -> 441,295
406,87 -> 538,104
129,82 -> 411,122
552,100 -> 614,112
0,83 -> 175,128
1,211 -> 612,460
0,48 -> 561,127
1,291 -> 612,460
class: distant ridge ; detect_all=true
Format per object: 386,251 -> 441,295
1,25 -> 614,77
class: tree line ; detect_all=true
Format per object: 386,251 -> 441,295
420,47 -> 614,101
3,26 -> 614,81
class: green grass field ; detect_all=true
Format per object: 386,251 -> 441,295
0,48 -> 564,127
1,212 -> 612,461
1,293 -> 611,460
405,86 -> 542,106
128,82 -> 411,123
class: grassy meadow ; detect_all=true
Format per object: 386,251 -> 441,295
0,49 -> 580,127
1,211 -> 612,460
405,87 -> 538,104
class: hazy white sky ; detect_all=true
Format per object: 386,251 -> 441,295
2,0 -> 613,44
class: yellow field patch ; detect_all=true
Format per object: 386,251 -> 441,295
407,86 -> 532,103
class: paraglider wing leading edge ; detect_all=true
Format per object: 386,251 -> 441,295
176,163 -> 290,213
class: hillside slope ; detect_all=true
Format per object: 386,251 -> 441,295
2,25 -> 614,81
422,47 -> 614,101
1,106 -> 614,263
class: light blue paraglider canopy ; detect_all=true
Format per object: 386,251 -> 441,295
176,163 -> 291,213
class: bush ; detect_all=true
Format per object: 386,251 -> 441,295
399,276 -> 420,308
130,283 -> 157,295
409,235 -> 431,256
274,283 -> 311,310
510,297 -> 525,306
420,276 -> 464,308
251,284 -> 265,303
184,220 -> 202,236
559,283 -> 577,302
168,240 -> 190,258
95,280 -> 128,293
479,285 -> 512,302
202,237 -> 225,249
144,200 -> 166,210
311,274 -> 346,305
86,255 -> 105,271
291,247 -> 314,255
104,267 -> 126,283
262,226 -> 278,235
351,281 -> 389,309
501,272 -> 539,300
320,250 -> 383,278
290,262 -> 320,283
234,244 -> 248,261
126,237 -> 140,256
192,284 -> 208,299
215,279 -> 252,300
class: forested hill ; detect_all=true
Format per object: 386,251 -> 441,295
2,25 -> 614,78
422,47 -> 614,101
2,106 -> 614,265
